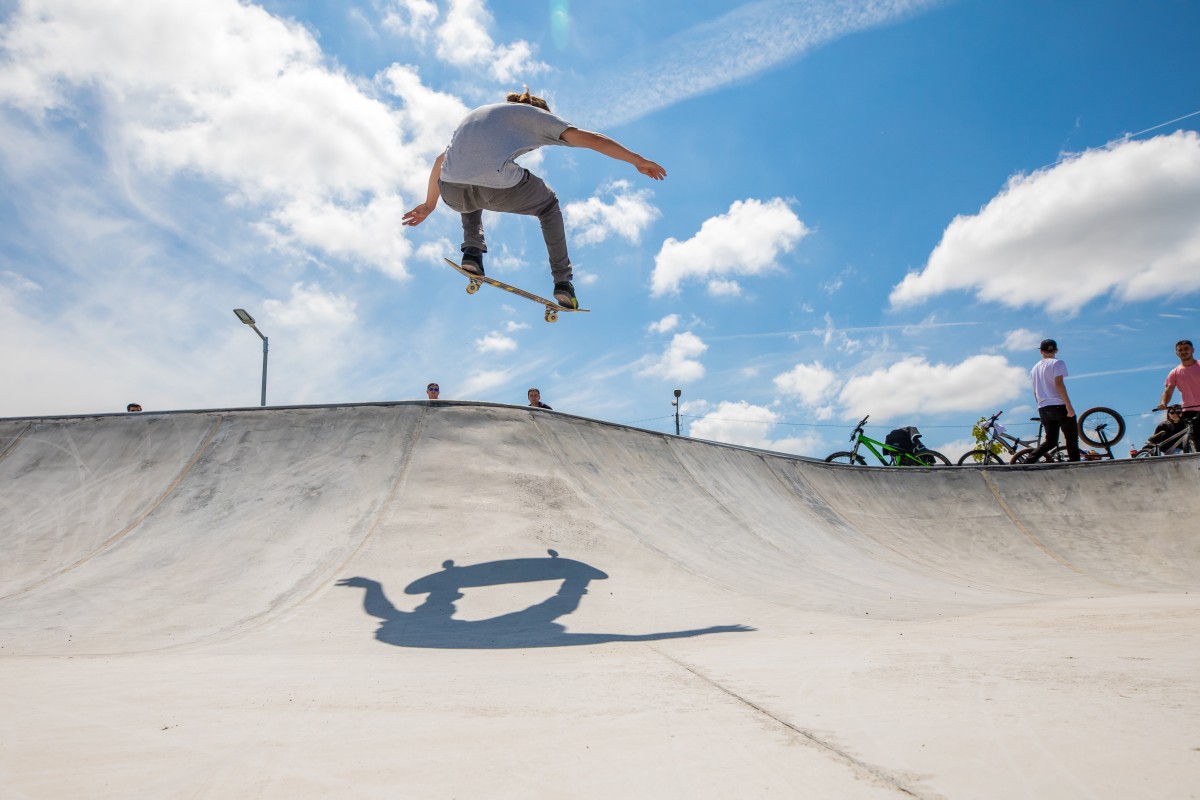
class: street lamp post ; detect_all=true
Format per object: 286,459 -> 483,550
233,309 -> 269,407
672,388 -> 682,435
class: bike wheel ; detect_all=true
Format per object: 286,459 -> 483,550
824,451 -> 867,466
1012,445 -> 1067,464
913,450 -> 950,466
1077,406 -> 1125,447
957,449 -> 1006,465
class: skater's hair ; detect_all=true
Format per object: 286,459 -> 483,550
1177,339 -> 1193,349
506,86 -> 550,112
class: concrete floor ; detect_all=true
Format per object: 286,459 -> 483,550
1,402 -> 1197,798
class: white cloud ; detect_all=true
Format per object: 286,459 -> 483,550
417,238 -> 458,265
687,400 -> 819,456
0,1 -> 468,282
1002,328 -> 1043,352
647,314 -> 680,334
568,0 -> 942,128
773,362 -> 836,407
0,1 -> 318,113
689,401 -> 778,448
459,367 -> 519,399
259,283 -> 364,401
637,332 -> 707,383
263,282 -> 357,330
1,270 -> 41,293
0,271 -> 368,415
381,0 -> 440,41
381,64 -> 469,160
891,132 -> 1200,314
707,278 -> 742,297
818,313 -> 862,353
475,331 -> 519,354
564,180 -> 661,246
434,0 -> 547,82
651,198 -> 808,296
837,355 -> 1027,421
260,193 -> 415,279
932,437 -> 976,463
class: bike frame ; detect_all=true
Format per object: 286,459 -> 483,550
1135,413 -> 1198,457
979,413 -> 1039,456
970,412 -> 1047,464
849,430 -> 930,467
1083,425 -> 1118,459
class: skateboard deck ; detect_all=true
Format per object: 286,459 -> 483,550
444,258 -> 590,322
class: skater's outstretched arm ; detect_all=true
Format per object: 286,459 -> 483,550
336,577 -> 400,621
402,153 -> 445,226
560,128 -> 666,180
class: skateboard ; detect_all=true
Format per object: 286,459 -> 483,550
444,258 -> 590,323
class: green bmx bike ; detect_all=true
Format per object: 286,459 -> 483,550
824,415 -> 950,466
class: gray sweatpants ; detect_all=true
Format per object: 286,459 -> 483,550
439,169 -> 572,283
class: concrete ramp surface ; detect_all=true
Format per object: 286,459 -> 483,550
1,403 -> 1197,798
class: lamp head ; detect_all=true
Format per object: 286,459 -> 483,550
233,309 -> 256,325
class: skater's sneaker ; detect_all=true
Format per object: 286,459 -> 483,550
553,281 -> 578,309
460,247 -> 484,277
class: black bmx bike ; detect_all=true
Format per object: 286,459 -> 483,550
1132,406 -> 1198,457
959,407 -> 1126,464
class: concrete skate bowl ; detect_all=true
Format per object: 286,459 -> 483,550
0,402 -> 1197,799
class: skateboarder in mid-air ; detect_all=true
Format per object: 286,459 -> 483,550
402,88 -> 666,309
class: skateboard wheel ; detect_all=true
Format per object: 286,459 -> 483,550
466,281 -> 480,295
545,310 -> 559,323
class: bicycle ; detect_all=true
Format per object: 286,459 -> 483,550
824,415 -> 950,466
957,410 -> 1046,465
1010,406 -> 1126,463
959,407 -> 1126,464
1131,407 -> 1198,458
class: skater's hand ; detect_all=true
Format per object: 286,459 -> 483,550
402,203 -> 435,226
636,159 -> 666,181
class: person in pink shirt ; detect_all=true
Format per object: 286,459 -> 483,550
1157,339 -> 1199,449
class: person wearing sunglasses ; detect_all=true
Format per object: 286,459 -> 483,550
1145,405 -> 1188,454
426,383 -> 440,400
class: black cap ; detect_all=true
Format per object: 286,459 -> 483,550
1039,338 -> 1058,352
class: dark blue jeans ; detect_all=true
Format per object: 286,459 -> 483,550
1029,404 -> 1081,462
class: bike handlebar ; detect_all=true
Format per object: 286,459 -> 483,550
851,414 -> 870,441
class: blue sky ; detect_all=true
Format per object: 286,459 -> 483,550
1,0 -> 1198,459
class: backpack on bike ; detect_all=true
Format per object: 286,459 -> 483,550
885,426 -> 926,454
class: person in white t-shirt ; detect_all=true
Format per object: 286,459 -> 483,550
1027,338 -> 1080,462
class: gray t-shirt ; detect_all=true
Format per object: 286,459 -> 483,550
439,103 -> 572,189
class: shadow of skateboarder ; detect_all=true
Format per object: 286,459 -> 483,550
337,550 -> 752,649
